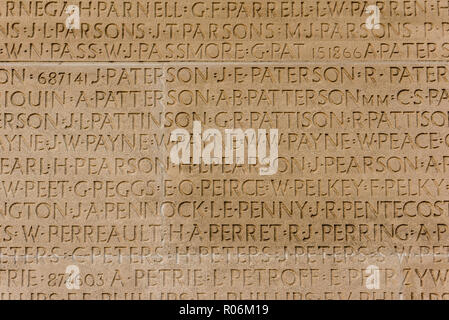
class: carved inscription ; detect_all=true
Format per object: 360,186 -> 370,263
0,0 -> 447,300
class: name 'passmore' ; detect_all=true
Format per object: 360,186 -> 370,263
169,121 -> 279,175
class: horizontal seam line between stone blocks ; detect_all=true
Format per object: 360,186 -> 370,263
0,60 -> 448,65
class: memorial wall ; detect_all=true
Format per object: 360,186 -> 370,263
0,0 -> 448,300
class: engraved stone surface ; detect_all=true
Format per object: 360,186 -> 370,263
0,0 -> 448,300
